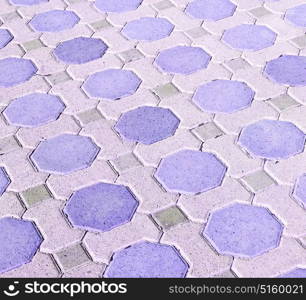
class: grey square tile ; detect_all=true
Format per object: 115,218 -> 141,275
224,58 -> 251,72
118,48 -> 144,63
192,122 -> 223,142
77,108 -> 103,125
153,206 -> 187,230
185,27 -> 208,39
153,0 -> 174,11
269,94 -> 299,112
291,35 -> 306,49
111,153 -> 141,173
241,170 -> 275,193
90,19 -> 111,31
249,7 -> 271,18
20,184 -> 52,207
22,39 -> 44,52
45,71 -> 72,86
153,83 -> 180,99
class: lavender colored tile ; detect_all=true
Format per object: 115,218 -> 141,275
115,106 -> 180,144
53,37 -> 108,64
222,24 -> 276,51
82,69 -> 141,100
30,134 -> 100,174
264,55 -> 306,86
9,0 -> 48,5
185,0 -> 236,21
155,46 -> 211,75
0,217 -> 42,273
0,29 -> 13,49
192,80 -> 254,113
293,174 -> 306,207
95,0 -> 143,13
155,150 -> 227,195
0,58 -> 37,88
278,268 -> 306,278
104,241 -> 188,278
238,119 -> 305,160
121,17 -> 174,41
3,93 -> 65,128
203,203 -> 283,257
0,167 -> 10,196
285,4 -> 306,28
29,10 -> 80,32
64,182 -> 138,232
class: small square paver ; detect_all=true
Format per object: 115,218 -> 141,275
241,170 -> 275,193
77,108 -> 103,125
90,19 -> 112,31
111,153 -> 141,173
118,48 -> 144,63
153,0 -> 174,11
290,35 -> 306,49
185,27 -> 208,39
153,206 -> 187,230
21,40 -> 44,52
249,7 -> 271,19
192,122 -> 223,142
20,184 -> 52,207
55,244 -> 90,271
45,71 -> 72,86
224,58 -> 251,72
0,136 -> 20,155
153,83 -> 180,99
269,94 -> 299,112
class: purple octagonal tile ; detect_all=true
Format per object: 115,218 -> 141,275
64,182 -> 138,232
203,203 -> 283,257
122,17 -> 174,41
222,24 -> 276,51
0,167 -> 10,196
95,0 -> 143,13
0,29 -> 13,49
30,134 -> 100,174
53,37 -> 108,64
115,106 -> 180,144
264,55 -> 306,86
192,80 -> 254,113
278,268 -> 306,278
155,149 -> 227,195
9,0 -> 48,5
238,119 -> 305,160
155,46 -> 211,75
285,4 -> 306,28
185,0 -> 236,21
29,10 -> 80,32
0,217 -> 42,273
0,58 -> 37,88
293,174 -> 306,207
3,93 -> 65,128
104,241 -> 188,278
82,69 -> 141,100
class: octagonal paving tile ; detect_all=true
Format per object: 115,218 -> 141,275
95,0 -> 143,13
222,24 -> 277,51
64,182 -> 138,232
192,80 -> 254,113
238,119 -> 305,160
82,69 -> 141,100
278,268 -> 306,278
203,203 -> 283,257
0,58 -> 37,88
0,217 -> 42,273
285,4 -> 306,28
185,0 -> 236,21
0,29 -> 13,49
154,46 -> 211,75
3,93 -> 65,128
30,134 -> 100,174
155,149 -> 227,195
293,174 -> 306,207
9,0 -> 48,5
53,37 -> 108,65
121,17 -> 174,41
114,106 -> 180,145
264,55 -> 306,86
104,241 -> 188,278
29,10 -> 80,32
0,167 -> 10,196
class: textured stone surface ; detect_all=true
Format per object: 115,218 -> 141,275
95,0 -> 143,13
285,4 -> 306,28
0,29 -> 13,49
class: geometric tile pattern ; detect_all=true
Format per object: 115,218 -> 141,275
0,0 -> 306,278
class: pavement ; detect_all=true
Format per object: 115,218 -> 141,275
0,0 -> 306,278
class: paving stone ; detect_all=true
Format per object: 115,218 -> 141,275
110,153 -> 141,173
118,48 -> 144,63
268,94 -> 300,112
152,0 -> 174,11
45,71 -> 72,86
278,268 -> 306,278
0,29 -> 13,49
191,122 -> 223,142
0,136 -> 20,155
290,35 -> 306,49
285,4 -> 306,28
21,39 -> 44,52
76,108 -> 103,125
0,167 -> 11,196
90,19 -> 112,31
20,184 -> 52,207
9,0 -> 48,5
293,174 -> 306,208
241,170 -> 275,193
62,262 -> 105,278
248,7 -> 272,18
153,83 -> 180,99
153,206 -> 188,230
95,0 -> 143,13
104,241 -> 188,278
